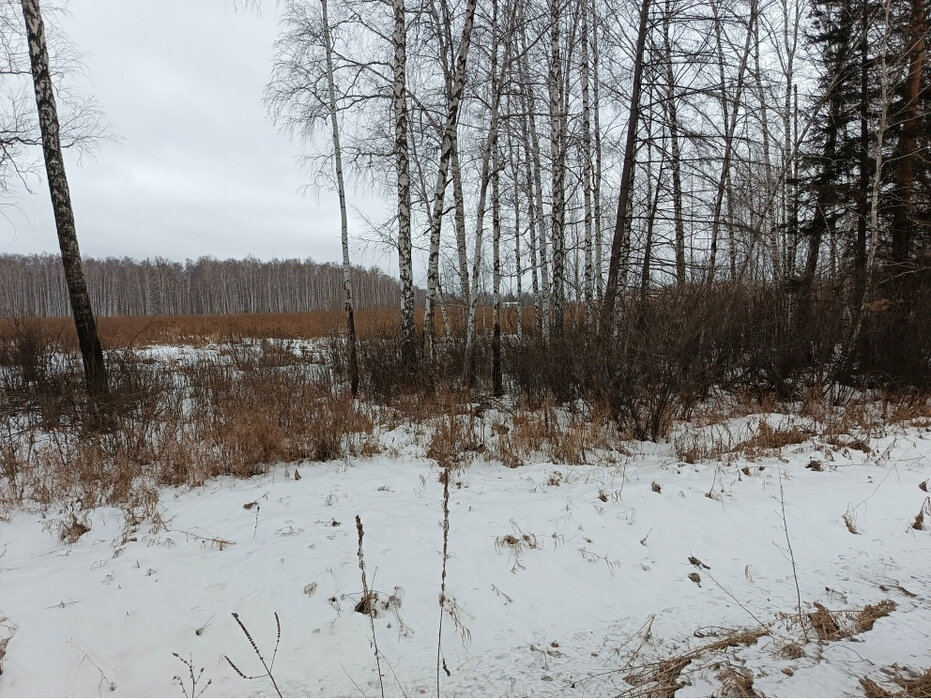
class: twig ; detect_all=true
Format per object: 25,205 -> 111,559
341,662 -> 369,697
779,472 -> 807,640
223,612 -> 283,698
698,566 -> 775,638
67,641 -> 116,694
356,515 -> 385,698
437,467 -> 452,696
169,528 -> 235,549
172,652 -> 212,698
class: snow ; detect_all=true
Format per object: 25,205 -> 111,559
1,411 -> 930,697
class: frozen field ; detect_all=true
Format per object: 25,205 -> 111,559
1,406 -> 929,697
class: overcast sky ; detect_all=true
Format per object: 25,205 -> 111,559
1,0 -> 395,272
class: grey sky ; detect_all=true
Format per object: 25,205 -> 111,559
2,0 -> 394,272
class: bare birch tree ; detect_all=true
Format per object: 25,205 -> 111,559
392,0 -> 417,368
20,0 -> 107,398
422,0 -> 478,359
320,0 -> 359,395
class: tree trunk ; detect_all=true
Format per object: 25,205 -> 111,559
855,0 -> 869,305
580,3 -> 594,317
548,0 -> 567,338
889,0 -> 925,268
591,0 -> 604,300
601,0 -> 651,329
491,116 -> 503,397
452,141 -> 470,311
517,26 -> 546,333
392,0 -> 416,368
706,0 -> 755,284
321,0 -> 359,396
662,0 -> 687,286
422,0 -> 479,358
640,120 -> 665,302
21,0 -> 108,399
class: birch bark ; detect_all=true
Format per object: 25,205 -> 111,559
321,0 -> 359,396
422,0 -> 479,358
21,0 -> 108,399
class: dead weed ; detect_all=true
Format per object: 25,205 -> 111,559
716,665 -> 760,698
732,421 -> 813,458
861,665 -> 931,697
808,599 -> 896,640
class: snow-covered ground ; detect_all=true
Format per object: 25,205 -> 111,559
1,411 -> 929,697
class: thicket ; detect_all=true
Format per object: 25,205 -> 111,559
2,273 -> 927,513
355,277 -> 931,436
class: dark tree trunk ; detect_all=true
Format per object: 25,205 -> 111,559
855,0 -> 869,304
21,0 -> 108,398
601,0 -> 651,330
889,0 -> 925,268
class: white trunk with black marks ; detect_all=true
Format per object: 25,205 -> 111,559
392,0 -> 416,365
751,5 -> 778,282
21,0 -> 108,398
513,152 -> 524,342
781,0 -> 799,281
464,0 -> 515,388
506,110 -> 524,342
590,0 -> 604,300
321,0 -> 359,396
519,12 -> 550,336
662,0 -> 686,286
580,4 -> 594,317
464,144 -> 492,388
423,0 -> 478,358
518,98 -> 542,332
491,114 -> 502,396
451,142 -> 470,309
548,0 -> 566,338
439,289 -> 452,343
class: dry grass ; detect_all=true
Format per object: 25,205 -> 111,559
613,598 -> 900,698
843,508 -> 859,534
426,412 -> 485,469
861,666 -> 931,697
716,665 -> 760,698
673,417 -> 812,464
490,403 -> 622,467
808,600 -> 897,641
494,530 -> 541,573
0,332 -> 376,514
731,421 -> 813,459
0,306 -> 532,351
912,497 -> 930,531
674,424 -> 738,464
618,627 -> 766,698
857,600 -> 897,633
0,614 -> 13,677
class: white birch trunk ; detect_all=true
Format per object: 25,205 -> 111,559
321,0 -> 359,396
392,0 -> 416,366
422,0 -> 479,358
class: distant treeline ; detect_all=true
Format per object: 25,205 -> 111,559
0,254 -> 421,317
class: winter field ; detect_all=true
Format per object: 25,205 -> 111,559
1,338 -> 930,698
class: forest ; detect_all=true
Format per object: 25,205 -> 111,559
0,254 -> 417,316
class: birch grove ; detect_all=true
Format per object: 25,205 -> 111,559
5,0 -> 928,396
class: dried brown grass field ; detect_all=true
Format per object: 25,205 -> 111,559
0,306 -> 533,350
